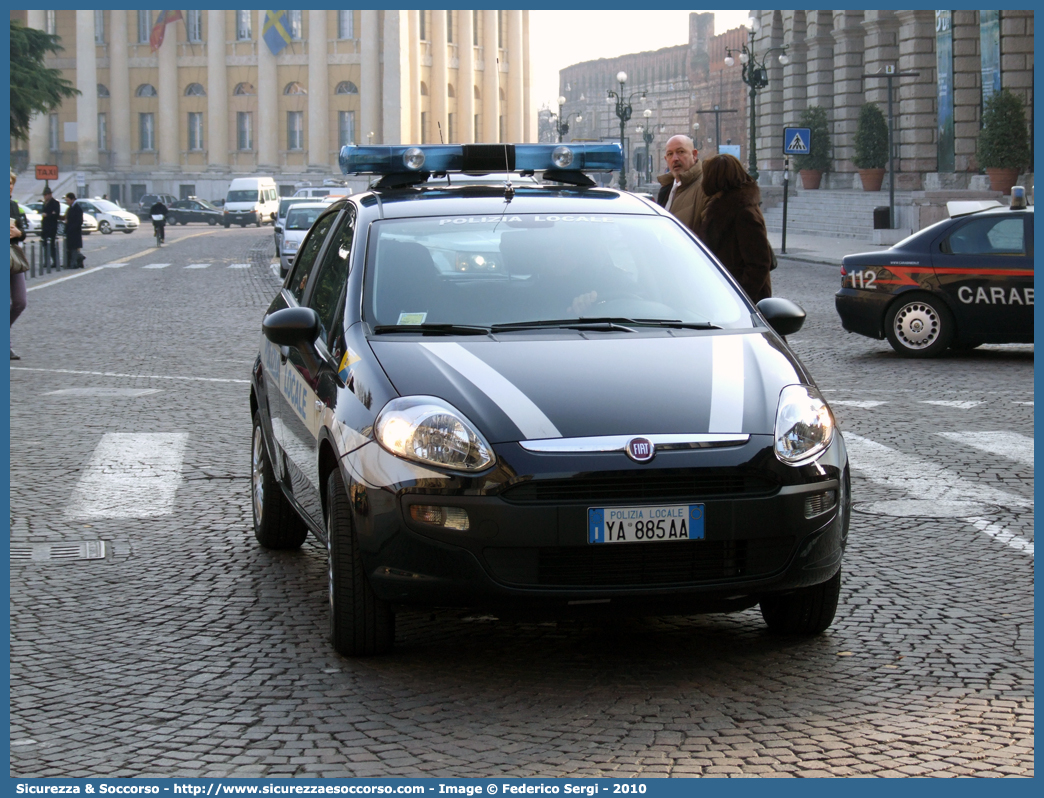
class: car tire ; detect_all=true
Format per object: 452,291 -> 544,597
256,216 -> 263,228
326,469 -> 395,657
251,411 -> 308,550
760,569 -> 841,636
99,220 -> 112,235
224,221 -> 230,229
884,293 -> 954,358
123,229 -> 134,234
208,217 -> 217,226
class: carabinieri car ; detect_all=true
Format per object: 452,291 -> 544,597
250,142 -> 851,656
835,189 -> 1033,357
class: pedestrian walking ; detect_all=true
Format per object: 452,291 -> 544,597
10,171 -> 29,360
696,154 -> 774,303
655,135 -> 708,234
63,191 -> 84,268
40,186 -> 61,270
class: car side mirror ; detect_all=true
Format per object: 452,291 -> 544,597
756,297 -> 806,337
263,307 -> 324,377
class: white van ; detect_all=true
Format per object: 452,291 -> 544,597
224,177 -> 279,227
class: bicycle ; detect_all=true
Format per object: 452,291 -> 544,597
151,214 -> 165,247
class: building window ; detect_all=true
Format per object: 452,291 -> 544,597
337,10 -> 354,40
447,11 -> 453,43
233,82 -> 255,96
474,115 -> 481,142
94,10 -> 105,44
237,112 -> 253,150
474,85 -> 480,100
447,113 -> 455,143
338,110 -> 355,148
287,111 -> 304,151
185,83 -> 206,97
136,84 -> 157,97
499,115 -> 504,142
419,10 -> 428,41
236,11 -> 252,41
179,184 -> 196,200
97,113 -> 107,151
137,11 -> 151,43
420,111 -> 428,144
131,184 -> 147,204
447,84 -> 455,98
498,10 -> 505,48
48,114 -> 59,150
288,10 -> 302,40
473,10 -> 479,45
139,113 -> 155,151
335,81 -> 359,95
284,82 -> 307,96
97,84 -> 110,98
420,82 -> 429,97
188,112 -> 204,151
186,10 -> 202,43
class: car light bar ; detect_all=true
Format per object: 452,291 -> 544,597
339,143 -> 623,175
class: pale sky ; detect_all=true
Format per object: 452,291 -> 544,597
529,10 -> 754,111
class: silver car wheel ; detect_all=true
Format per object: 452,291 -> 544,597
251,425 -> 265,525
892,300 -> 940,350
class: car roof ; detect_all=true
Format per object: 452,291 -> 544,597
365,185 -> 658,220
285,201 -> 329,211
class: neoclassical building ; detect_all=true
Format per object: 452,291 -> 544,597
10,10 -> 534,203
747,9 -> 1033,190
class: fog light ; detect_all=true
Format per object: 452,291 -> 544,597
410,504 -> 470,531
804,490 -> 837,518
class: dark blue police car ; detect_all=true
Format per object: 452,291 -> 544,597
250,142 -> 851,656
835,190 -> 1033,357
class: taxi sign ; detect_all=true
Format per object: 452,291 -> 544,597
783,127 -> 811,156
35,164 -> 58,181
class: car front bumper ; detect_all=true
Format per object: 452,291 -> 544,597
339,434 -> 850,614
225,210 -> 258,225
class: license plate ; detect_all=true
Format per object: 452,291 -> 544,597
588,504 -> 705,544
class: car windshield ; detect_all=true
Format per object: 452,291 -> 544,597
285,207 -> 322,230
278,198 -> 309,218
91,199 -> 122,212
364,214 -> 750,329
195,199 -> 218,210
227,190 -> 259,203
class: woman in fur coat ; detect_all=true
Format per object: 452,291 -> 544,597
696,154 -> 773,303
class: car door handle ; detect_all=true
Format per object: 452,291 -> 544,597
314,400 -> 324,411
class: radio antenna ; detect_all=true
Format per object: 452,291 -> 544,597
496,57 -> 514,201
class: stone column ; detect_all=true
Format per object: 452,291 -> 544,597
257,10 -> 277,168
506,10 -> 523,141
360,10 -> 381,143
861,11 -> 899,106
482,10 -> 499,141
206,11 -> 228,169
75,10 -> 100,168
457,10 -> 475,143
308,10 -> 329,168
408,10 -> 420,142
522,10 -> 533,142
109,11 -> 131,171
157,11 -> 179,168
431,10 -> 448,143
831,11 -> 865,180
755,12 -> 785,175
805,11 -> 834,112
896,10 -> 937,186
382,10 -> 411,144
951,10 -> 981,176
999,11 -> 1034,147
26,10 -> 50,165
781,14 -> 807,125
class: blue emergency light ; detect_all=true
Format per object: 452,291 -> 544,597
338,143 -> 623,176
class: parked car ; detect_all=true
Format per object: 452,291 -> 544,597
136,193 -> 178,219
166,197 -> 223,226
835,190 -> 1033,357
76,197 -> 140,234
277,202 -> 326,278
17,204 -> 41,235
23,201 -> 97,235
274,197 -> 317,258
250,142 -> 850,657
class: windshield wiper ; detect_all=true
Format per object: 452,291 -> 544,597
490,317 -> 721,333
371,323 -> 491,335
639,319 -> 722,330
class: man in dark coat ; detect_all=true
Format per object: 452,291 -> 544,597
40,186 -> 61,270
655,135 -> 708,234
63,192 -> 84,268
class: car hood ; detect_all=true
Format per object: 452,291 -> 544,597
369,331 -> 807,443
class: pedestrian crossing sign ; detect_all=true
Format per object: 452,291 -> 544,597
783,127 -> 811,155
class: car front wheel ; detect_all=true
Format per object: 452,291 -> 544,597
251,411 -> 308,550
99,220 -> 112,234
760,569 -> 841,635
208,217 -> 217,225
326,470 -> 395,656
884,293 -> 954,358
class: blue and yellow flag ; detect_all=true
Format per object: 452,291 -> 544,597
262,11 -> 292,56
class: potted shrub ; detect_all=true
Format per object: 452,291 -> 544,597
976,89 -> 1030,194
793,105 -> 831,189
853,102 -> 888,191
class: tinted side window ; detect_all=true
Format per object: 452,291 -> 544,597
943,216 -> 1025,257
307,207 -> 356,342
287,210 -> 338,303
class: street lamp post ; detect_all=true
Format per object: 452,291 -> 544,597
548,95 -> 582,143
606,71 -> 645,191
724,15 -> 789,181
637,108 -> 654,184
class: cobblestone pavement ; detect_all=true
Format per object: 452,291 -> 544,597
9,235 -> 1033,778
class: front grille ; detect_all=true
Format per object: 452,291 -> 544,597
483,537 -> 794,588
499,471 -> 778,505
804,490 -> 837,518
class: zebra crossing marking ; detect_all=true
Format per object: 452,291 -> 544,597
229,263 -> 251,269
936,431 -> 1034,469
142,263 -> 171,270
923,400 -> 984,409
186,263 -> 211,269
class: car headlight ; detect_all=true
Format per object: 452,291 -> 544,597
773,384 -> 835,465
375,396 -> 495,472
283,240 -> 299,252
